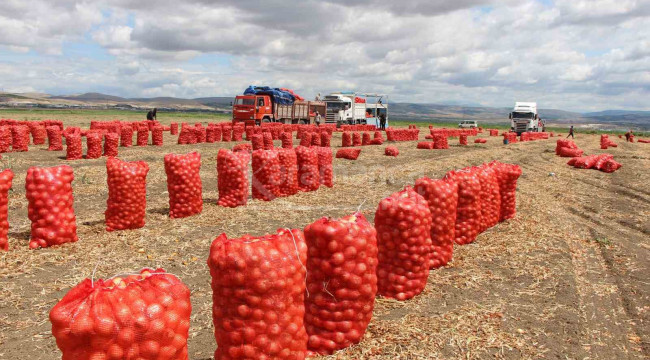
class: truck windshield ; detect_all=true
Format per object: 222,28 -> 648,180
326,102 -> 345,112
512,112 -> 534,119
234,98 -> 255,106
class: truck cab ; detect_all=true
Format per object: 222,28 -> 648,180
324,93 -> 367,126
510,102 -> 545,135
232,95 -> 272,124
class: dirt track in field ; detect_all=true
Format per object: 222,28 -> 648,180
0,115 -> 648,359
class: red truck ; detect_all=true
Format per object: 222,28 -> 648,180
232,87 -> 326,125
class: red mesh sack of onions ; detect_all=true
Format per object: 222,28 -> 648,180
300,132 -> 312,147
207,229 -> 308,360
296,146 -> 320,192
304,213 -> 378,355
170,122 -> 179,135
489,161 -> 522,221
233,143 -> 252,153
417,141 -> 434,150
252,149 -> 282,201
232,126 -> 244,141
12,125 -> 30,152
278,148 -> 299,197
600,159 -> 622,173
206,126 -> 217,143
136,125 -> 149,146
65,132 -> 83,160
444,168 -> 481,245
433,135 -> 449,149
213,126 -> 222,143
352,132 -> 362,146
120,124 -> 133,147
0,169 -> 14,251
281,132 -> 293,149
375,187 -> 432,300
474,138 -> 487,144
221,126 -> 232,142
459,134 -> 468,146
414,177 -> 458,269
342,132 -> 352,147
195,126 -> 206,143
177,125 -> 193,145
335,148 -> 361,160
46,126 -> 63,151
263,131 -> 274,149
164,152 -> 203,219
384,146 -> 399,156
49,268 -> 191,360
217,149 -> 250,208
0,126 -> 13,152
152,126 -> 163,146
477,164 -> 501,232
105,157 -> 149,231
104,133 -> 119,157
86,132 -> 103,159
32,125 -> 47,145
317,147 -> 333,188
361,132 -> 371,146
311,132 -> 321,147
25,165 -> 78,249
251,134 -> 264,150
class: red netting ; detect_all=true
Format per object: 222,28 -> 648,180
105,158 -> 149,231
232,126 -> 244,141
352,133 -> 362,146
0,126 -> 13,152
170,122 -> 179,135
120,124 -> 133,147
489,161 -> 522,221
477,165 -> 501,232
317,147 -> 333,188
445,168 -> 481,245
304,213 -> 378,355
213,126 -> 222,142
342,132 -> 352,147
49,268 -> 191,360
459,135 -> 468,145
206,126 -> 218,143
65,132 -> 83,160
12,125 -> 30,152
278,148 -> 299,197
103,133 -> 119,157
414,177 -> 458,269
222,126 -> 232,142
335,148 -> 361,160
207,229 -> 308,360
300,132 -> 312,147
25,165 -> 77,249
474,138 -> 487,144
252,149 -> 282,201
251,134 -> 264,150
361,132 -> 371,146
593,154 -> 615,171
296,146 -> 320,192
31,125 -> 47,145
263,132 -> 274,150
232,143 -> 252,153
0,169 -> 14,251
136,126 -> 149,146
281,132 -> 293,149
375,187 -> 431,300
433,135 -> 449,149
311,132 -> 322,147
601,159 -> 622,173
384,146 -> 399,156
86,132 -> 103,159
417,141 -> 435,149
152,126 -> 163,146
164,152 -> 203,219
217,149 -> 250,208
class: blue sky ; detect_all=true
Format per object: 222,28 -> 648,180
0,0 -> 649,112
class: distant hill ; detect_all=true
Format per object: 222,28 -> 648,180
1,91 -> 648,130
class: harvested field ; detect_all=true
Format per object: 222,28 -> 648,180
0,113 -> 648,359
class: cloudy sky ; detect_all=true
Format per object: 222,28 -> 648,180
0,0 -> 649,112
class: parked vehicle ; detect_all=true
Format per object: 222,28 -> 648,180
458,120 -> 478,129
509,102 -> 545,134
232,86 -> 326,125
324,92 -> 389,127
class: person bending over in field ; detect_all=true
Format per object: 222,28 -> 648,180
625,130 -> 633,142
146,108 -> 157,121
567,125 -> 574,139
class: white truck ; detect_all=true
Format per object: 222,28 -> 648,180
509,102 -> 545,135
323,92 -> 388,127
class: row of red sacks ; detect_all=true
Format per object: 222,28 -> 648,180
567,154 -> 622,173
46,160 -> 522,360
386,128 -> 419,141
429,128 -> 479,138
519,132 -> 549,141
339,124 -> 377,132
341,131 -> 384,147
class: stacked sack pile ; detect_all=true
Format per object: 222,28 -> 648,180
555,139 -> 584,157
600,134 -> 618,149
503,132 -> 518,144
567,154 -> 622,173
386,128 -> 419,141
520,132 -> 549,141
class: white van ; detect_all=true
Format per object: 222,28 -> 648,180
458,120 -> 478,128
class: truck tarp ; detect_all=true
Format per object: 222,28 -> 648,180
243,86 -> 297,105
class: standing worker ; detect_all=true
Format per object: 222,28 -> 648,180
314,111 -> 322,126
315,93 -> 321,101
146,108 -> 157,121
379,113 -> 387,130
567,125 -> 574,139
625,130 -> 633,142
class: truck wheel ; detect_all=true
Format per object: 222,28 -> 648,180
299,119 -> 308,125
262,117 -> 271,123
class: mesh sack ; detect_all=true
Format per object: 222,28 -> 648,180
476,165 -> 501,232
0,169 -> 14,251
25,165 -> 77,248
207,229 -> 307,360
296,146 -> 320,192
361,132 -> 371,146
414,177 -> 458,269
217,149 -> 250,208
300,132 -> 312,147
32,125 -> 47,145
152,126 -> 163,146
304,213 -> 378,355
49,268 -> 191,360
352,133 -> 362,146
320,132 -> 331,147
278,148 -> 299,197
281,132 -> 294,149
263,132 -> 274,150
444,168 -> 481,245
342,132 -> 352,147
251,134 -> 264,150
335,148 -> 361,160
105,157 -> 149,231
600,159 -> 622,173
311,132 -> 321,147
86,132 -> 103,159
164,152 -> 203,219
232,126 -> 244,141
170,122 -> 179,135
0,126 -> 13,152
136,126 -> 149,146
65,132 -> 83,160
12,125 -> 30,152
252,149 -> 282,201
384,146 -> 399,156
375,187 -> 432,300
417,141 -> 435,149
120,124 -> 133,147
103,133 -> 119,157
489,161 -> 522,221
232,143 -> 252,153
195,126 -> 206,143
459,135 -> 468,145
317,147 -> 333,188
222,126 -> 232,142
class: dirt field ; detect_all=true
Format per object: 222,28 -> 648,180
0,113 -> 648,359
